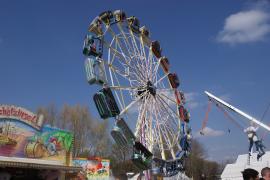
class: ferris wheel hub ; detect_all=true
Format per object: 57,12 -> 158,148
137,81 -> 156,97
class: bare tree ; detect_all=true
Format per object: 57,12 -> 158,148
184,139 -> 220,180
36,103 -> 57,126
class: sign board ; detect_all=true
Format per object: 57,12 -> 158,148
0,105 -> 43,130
73,158 -> 110,179
0,105 -> 73,164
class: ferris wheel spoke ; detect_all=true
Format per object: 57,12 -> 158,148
149,61 -> 160,83
139,37 -> 150,75
104,38 -> 138,73
110,68 -> 130,108
110,85 -> 139,91
107,26 -> 134,62
145,47 -> 155,80
103,39 -> 131,65
104,58 -> 131,81
119,98 -> 140,115
155,102 -> 179,153
154,101 -> 177,133
139,36 -> 148,60
126,30 -> 150,79
119,89 -> 150,115
109,29 -> 144,78
159,124 -> 173,150
104,51 -> 146,83
143,96 -> 155,151
148,56 -> 155,82
156,94 -> 177,116
153,58 -> 161,74
105,60 -> 143,83
156,88 -> 175,93
108,70 -> 124,110
152,103 -> 168,159
116,23 -> 138,57
161,117 -> 179,145
158,92 -> 177,105
108,37 -> 117,65
135,95 -> 151,137
155,95 -> 180,127
154,72 -> 169,86
128,30 -> 143,61
106,28 -> 150,83
107,46 -> 146,83
133,34 -> 151,77
109,67 -> 130,110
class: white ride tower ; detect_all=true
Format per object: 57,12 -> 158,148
204,91 -> 270,179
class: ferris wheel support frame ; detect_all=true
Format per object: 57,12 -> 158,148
205,91 -> 270,132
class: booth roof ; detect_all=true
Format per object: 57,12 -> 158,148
0,156 -> 81,172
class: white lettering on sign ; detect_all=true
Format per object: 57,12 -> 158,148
0,105 -> 43,130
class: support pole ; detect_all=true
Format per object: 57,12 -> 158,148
205,91 -> 270,132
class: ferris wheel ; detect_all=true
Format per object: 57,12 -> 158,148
83,10 -> 191,174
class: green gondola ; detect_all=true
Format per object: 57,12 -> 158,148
111,126 -> 128,148
93,92 -> 111,119
93,87 -> 120,119
131,141 -> 153,170
116,118 -> 135,144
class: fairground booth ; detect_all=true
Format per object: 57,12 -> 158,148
0,105 -> 81,179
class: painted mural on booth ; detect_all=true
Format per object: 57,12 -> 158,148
73,158 -> 110,179
0,105 -> 73,163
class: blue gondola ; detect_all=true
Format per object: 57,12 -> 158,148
83,34 -> 102,57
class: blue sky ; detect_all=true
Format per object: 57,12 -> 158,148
1,0 -> 270,162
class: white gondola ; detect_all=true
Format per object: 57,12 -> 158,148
85,57 -> 106,85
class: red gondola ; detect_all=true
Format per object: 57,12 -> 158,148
168,73 -> 180,88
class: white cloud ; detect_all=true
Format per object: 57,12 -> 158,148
185,92 -> 200,109
195,126 -> 225,138
217,9 -> 270,44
